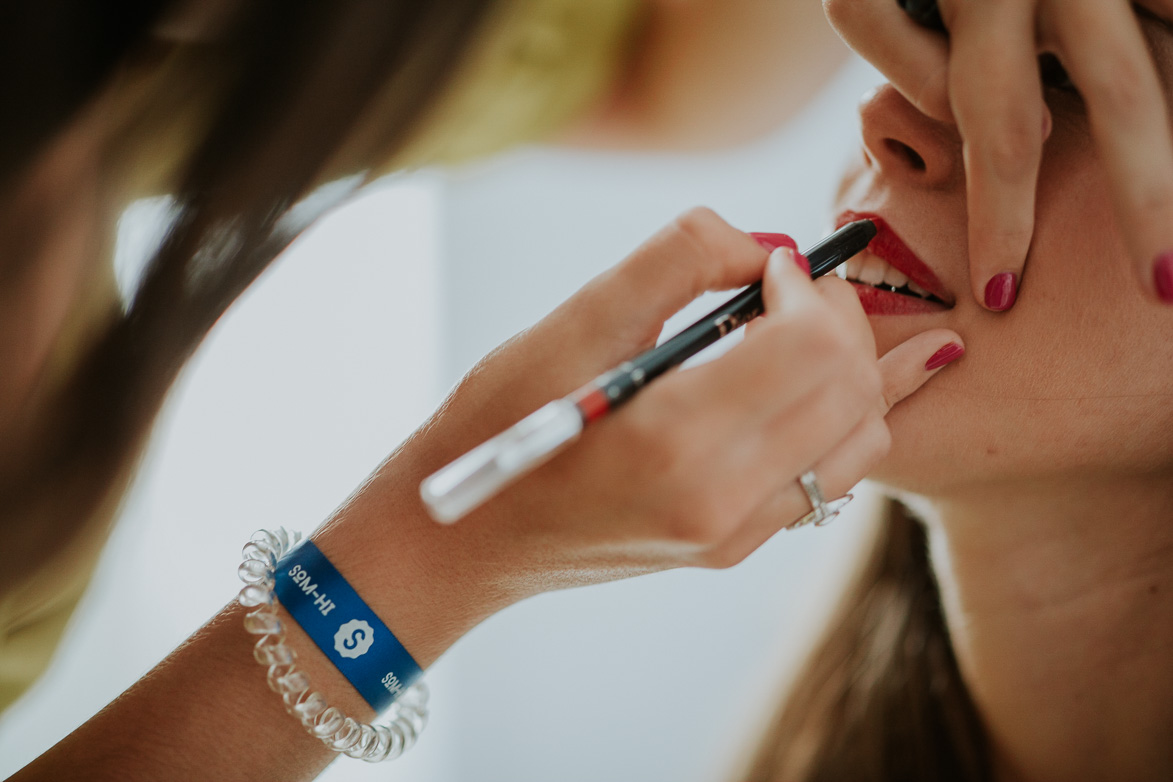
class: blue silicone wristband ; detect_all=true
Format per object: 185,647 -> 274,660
274,539 -> 423,713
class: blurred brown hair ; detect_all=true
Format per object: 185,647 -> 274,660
742,499 -> 991,781
1,9 -> 993,775
0,0 -> 499,593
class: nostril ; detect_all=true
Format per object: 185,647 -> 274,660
885,138 -> 926,172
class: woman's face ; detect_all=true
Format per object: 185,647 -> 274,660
835,29 -> 1173,497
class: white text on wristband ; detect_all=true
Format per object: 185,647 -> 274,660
274,539 -> 423,713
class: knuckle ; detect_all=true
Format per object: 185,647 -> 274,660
1084,53 -> 1148,115
672,206 -> 726,249
979,121 -> 1039,182
668,206 -> 735,293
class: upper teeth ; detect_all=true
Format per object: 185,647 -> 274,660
843,255 -> 932,298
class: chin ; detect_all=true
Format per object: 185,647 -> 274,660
864,384 -> 964,497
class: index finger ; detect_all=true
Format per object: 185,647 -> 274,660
876,328 -> 965,416
947,0 -> 1047,311
824,0 -> 953,121
1048,0 -> 1173,303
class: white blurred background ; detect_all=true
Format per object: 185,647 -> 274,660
0,57 -> 884,781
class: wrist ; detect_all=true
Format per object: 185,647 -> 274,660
309,451 -> 523,670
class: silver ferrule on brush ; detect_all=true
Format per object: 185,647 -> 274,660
419,399 -> 584,524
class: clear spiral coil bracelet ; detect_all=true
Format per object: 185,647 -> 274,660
236,528 -> 429,762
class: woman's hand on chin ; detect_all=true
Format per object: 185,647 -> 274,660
826,0 -> 1173,307
384,209 -> 963,614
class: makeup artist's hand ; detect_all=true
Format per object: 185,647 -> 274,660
382,210 -> 962,621
826,0 -> 1173,306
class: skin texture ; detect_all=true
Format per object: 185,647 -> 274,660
826,0 -> 1173,309
834,55 -> 1173,782
9,209 -> 961,781
0,2 -> 960,766
12,3 -> 1172,780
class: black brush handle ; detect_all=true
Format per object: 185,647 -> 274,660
572,220 -> 878,421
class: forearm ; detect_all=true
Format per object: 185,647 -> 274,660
7,603 -> 339,782
6,209 -> 942,780
10,453 -> 512,782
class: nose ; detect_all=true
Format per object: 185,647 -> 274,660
859,83 -> 960,190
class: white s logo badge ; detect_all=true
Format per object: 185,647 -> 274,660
334,619 -> 375,658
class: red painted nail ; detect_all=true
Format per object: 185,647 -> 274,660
925,343 -> 965,371
751,232 -> 797,252
794,251 -> 811,276
1155,251 -> 1173,304
984,272 -> 1017,311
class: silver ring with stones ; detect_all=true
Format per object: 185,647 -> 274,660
789,470 -> 853,530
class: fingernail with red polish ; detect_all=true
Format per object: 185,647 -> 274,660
751,232 -> 797,252
925,343 -> 965,371
1154,251 -> 1173,303
984,272 -> 1017,311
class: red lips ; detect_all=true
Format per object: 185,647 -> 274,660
836,210 -> 953,305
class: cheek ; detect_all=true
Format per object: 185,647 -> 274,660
874,383 -> 1173,496
870,150 -> 1173,493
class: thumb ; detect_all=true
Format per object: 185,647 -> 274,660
761,245 -> 815,316
876,329 -> 965,415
